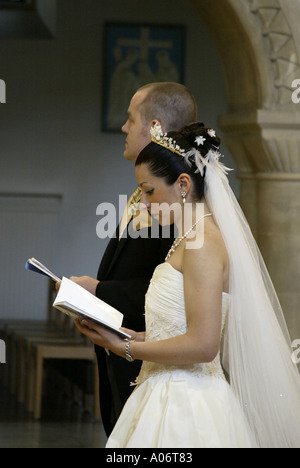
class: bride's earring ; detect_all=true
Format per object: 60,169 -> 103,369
179,183 -> 186,204
180,190 -> 186,204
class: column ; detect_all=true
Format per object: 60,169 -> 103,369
219,110 -> 300,340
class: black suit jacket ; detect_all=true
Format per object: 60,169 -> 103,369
95,220 -> 174,436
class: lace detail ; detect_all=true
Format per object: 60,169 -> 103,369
132,263 -> 229,386
132,358 -> 226,387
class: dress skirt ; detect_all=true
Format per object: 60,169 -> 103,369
106,371 -> 256,448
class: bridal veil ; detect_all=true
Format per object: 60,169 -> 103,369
204,151 -> 300,448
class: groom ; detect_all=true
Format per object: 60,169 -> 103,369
71,82 -> 197,435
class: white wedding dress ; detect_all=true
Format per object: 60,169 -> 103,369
106,262 -> 257,448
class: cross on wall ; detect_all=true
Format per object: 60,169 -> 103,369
117,27 -> 173,61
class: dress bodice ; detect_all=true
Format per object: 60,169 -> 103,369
134,262 -> 229,386
107,262 -> 258,449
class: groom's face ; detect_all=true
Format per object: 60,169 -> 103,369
122,90 -> 152,163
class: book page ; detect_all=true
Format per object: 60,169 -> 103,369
53,277 -> 124,332
26,257 -> 61,282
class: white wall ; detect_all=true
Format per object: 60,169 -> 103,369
0,0 -> 237,318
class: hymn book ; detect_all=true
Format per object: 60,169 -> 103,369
25,258 -> 131,339
53,277 -> 131,339
25,257 -> 61,282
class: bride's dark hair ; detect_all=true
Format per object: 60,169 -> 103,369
135,122 -> 221,200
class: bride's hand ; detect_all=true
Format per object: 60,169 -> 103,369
74,318 -> 122,354
74,319 -> 143,357
119,328 -> 145,342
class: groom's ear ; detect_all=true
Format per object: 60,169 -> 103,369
151,119 -> 165,133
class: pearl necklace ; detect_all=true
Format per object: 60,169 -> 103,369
165,213 -> 212,261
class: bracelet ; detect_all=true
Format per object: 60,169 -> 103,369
125,340 -> 136,362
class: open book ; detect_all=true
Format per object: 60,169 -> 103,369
25,258 -> 61,283
54,277 -> 131,339
25,258 -> 131,339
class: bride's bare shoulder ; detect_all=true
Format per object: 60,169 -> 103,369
183,217 -> 228,273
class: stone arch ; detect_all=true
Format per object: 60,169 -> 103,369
187,0 -> 300,339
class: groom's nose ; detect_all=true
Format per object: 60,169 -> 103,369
121,120 -> 129,134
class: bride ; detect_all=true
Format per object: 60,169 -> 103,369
75,122 -> 300,448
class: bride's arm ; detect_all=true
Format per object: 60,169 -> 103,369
130,235 -> 225,365
75,235 -> 226,366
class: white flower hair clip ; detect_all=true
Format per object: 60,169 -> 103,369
207,129 -> 216,138
195,136 -> 206,146
150,123 -> 233,179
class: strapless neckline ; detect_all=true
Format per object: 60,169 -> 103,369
156,261 -> 230,297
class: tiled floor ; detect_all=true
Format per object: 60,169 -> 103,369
0,385 -> 107,448
0,420 -> 107,448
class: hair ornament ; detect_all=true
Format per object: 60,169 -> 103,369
195,136 -> 206,146
150,123 -> 233,178
150,123 -> 185,157
207,129 -> 216,138
184,147 -> 233,179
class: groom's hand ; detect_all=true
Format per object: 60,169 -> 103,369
69,275 -> 100,295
